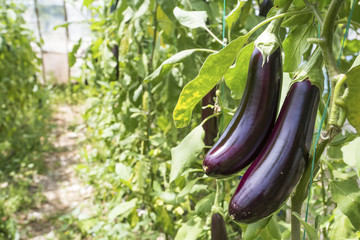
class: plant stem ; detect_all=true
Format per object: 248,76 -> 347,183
320,0 -> 344,81
204,26 -> 226,47
335,19 -> 360,29
303,0 -> 323,25
291,136 -> 329,240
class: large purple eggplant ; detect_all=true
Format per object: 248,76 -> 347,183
211,213 -> 228,240
228,80 -> 320,224
202,47 -> 282,178
202,87 -> 218,153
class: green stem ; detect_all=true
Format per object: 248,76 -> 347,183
303,0 -> 323,25
204,26 -> 226,47
335,19 -> 360,29
245,9 -> 312,39
320,0 -> 344,81
291,137 -> 329,240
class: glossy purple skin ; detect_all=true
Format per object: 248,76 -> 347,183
211,213 -> 228,240
259,0 -> 273,17
203,47 -> 282,178
202,87 -> 218,153
229,80 -> 320,224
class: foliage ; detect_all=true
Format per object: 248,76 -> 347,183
0,2 -> 53,238
2,0 -> 360,239
66,0 -> 360,239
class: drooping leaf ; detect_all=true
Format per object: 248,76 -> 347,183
195,192 -> 215,217
173,7 -> 207,29
283,24 -> 316,72
345,65 -> 360,134
224,42 -> 254,99
178,177 -> 202,198
243,217 -> 271,240
173,35 -> 248,128
170,125 -> 205,183
145,49 -> 214,83
330,180 -> 360,229
108,198 -> 138,221
292,212 -> 319,240
174,217 -> 204,240
225,1 -> 247,32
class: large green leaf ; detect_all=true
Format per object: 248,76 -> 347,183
173,7 -> 207,29
283,24 -> 316,72
173,35 -> 248,127
330,180 -> 360,229
170,125 -> 205,183
292,212 -> 319,240
224,42 -> 254,99
144,49 -> 214,83
345,65 -> 360,134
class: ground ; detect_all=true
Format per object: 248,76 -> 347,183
17,104 -> 93,239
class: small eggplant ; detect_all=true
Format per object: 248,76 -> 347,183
202,87 -> 218,153
211,213 -> 228,240
259,0 -> 273,17
229,80 -> 320,224
203,47 -> 282,178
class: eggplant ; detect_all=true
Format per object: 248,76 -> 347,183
203,47 -> 282,178
202,87 -> 218,152
259,0 -> 273,17
228,80 -> 320,224
211,213 -> 228,240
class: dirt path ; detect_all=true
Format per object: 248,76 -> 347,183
19,104 -> 93,239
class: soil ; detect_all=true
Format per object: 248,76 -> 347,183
18,104 -> 93,239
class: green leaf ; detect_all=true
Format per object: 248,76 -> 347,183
330,180 -> 360,229
225,1 -> 247,31
350,54 -> 360,70
345,65 -> 360,134
175,217 -> 204,240
283,24 -> 316,72
267,215 -> 282,240
108,198 -> 138,221
173,7 -> 207,29
292,212 -> 319,240
244,217 -> 271,240
68,38 -> 82,67
170,125 -> 205,183
145,49 -> 213,83
173,35 -> 248,127
178,177 -> 202,198
115,162 -> 132,181
195,192 -> 215,217
329,209 -> 358,240
341,137 -> 360,177
83,0 -> 95,8
224,42 -> 254,99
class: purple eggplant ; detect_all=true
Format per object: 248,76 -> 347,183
202,87 -> 218,153
211,213 -> 228,240
259,0 -> 273,17
202,47 -> 282,178
228,80 -> 320,224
